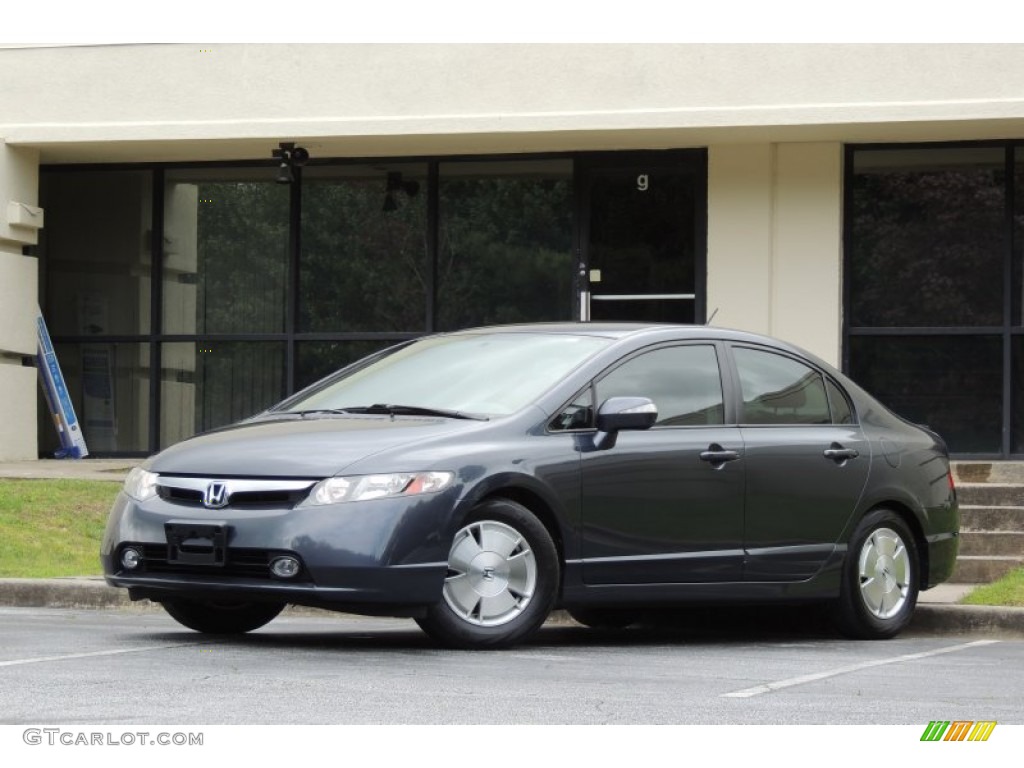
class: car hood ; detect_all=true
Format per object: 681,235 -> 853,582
148,415 -> 475,478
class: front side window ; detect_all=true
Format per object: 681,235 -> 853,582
733,347 -> 830,425
594,345 -> 725,427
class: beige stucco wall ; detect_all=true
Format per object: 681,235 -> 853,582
2,44 -> 1024,163
0,141 -> 39,460
707,142 -> 843,366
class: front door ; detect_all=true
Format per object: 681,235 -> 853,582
579,343 -> 745,584
578,151 -> 706,324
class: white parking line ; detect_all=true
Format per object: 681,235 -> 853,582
721,639 -> 999,698
0,643 -> 201,669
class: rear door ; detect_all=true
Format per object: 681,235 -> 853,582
728,345 -> 871,581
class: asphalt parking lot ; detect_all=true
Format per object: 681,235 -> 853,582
1,605 -> 1021,725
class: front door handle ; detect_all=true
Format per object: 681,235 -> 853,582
823,443 -> 860,463
700,443 -> 741,467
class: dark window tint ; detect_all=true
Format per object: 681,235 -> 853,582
733,347 -> 830,425
1014,337 -> 1024,453
596,346 -> 724,427
849,335 -> 1002,454
164,169 -> 289,334
39,342 -> 151,455
549,389 -> 594,432
161,342 -> 285,448
438,161 -> 573,330
300,164 -> 428,333
39,171 -> 153,335
849,148 -> 1004,328
825,378 -> 855,425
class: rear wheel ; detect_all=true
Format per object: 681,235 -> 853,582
161,599 -> 285,634
832,509 -> 919,639
416,498 -> 559,649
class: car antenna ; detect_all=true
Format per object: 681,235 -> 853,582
705,308 -> 719,326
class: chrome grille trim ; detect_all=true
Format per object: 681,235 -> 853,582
155,477 -> 317,508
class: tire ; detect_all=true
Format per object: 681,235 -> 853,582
161,599 -> 285,634
567,608 -> 639,630
415,498 -> 560,649
832,509 -> 919,639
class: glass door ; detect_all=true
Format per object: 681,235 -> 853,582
578,151 -> 706,324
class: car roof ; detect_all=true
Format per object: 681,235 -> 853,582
445,322 -> 841,377
447,322 -> 795,346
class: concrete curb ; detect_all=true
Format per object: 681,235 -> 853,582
909,604 -> 1024,638
1,578 -> 1022,637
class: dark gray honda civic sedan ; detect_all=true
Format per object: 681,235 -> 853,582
102,323 -> 959,648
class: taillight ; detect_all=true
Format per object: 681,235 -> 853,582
947,469 -> 957,499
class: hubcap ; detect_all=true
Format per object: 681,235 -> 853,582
443,520 -> 536,627
857,527 -> 911,619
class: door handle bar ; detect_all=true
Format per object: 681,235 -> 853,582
823,447 -> 860,462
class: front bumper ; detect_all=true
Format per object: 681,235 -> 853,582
101,487 -> 461,613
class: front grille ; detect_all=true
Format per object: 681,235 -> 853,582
155,477 -> 317,509
124,544 -> 311,583
159,486 -> 203,504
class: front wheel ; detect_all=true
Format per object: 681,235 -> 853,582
416,498 -> 560,649
832,510 -> 919,639
161,599 -> 285,634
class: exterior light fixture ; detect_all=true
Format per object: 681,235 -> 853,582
272,142 -> 309,184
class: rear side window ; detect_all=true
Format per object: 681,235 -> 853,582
595,345 -> 725,426
826,378 -> 855,424
733,347 -> 830,425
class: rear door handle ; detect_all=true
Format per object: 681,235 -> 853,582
700,443 -> 741,466
823,443 -> 860,463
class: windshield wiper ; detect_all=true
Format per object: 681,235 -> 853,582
261,409 -> 350,419
338,404 -> 488,421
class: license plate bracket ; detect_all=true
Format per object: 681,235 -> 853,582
165,520 -> 228,566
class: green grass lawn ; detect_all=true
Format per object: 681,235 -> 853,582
961,568 -> 1024,608
0,478 -> 120,578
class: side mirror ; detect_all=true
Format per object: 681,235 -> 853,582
594,397 -> 657,449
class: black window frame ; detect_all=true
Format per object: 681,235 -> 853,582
38,149 -> 709,456
843,139 -> 1022,458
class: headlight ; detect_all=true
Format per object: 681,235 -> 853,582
302,471 -> 454,506
123,467 -> 159,502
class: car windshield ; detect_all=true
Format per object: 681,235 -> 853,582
279,332 -> 610,417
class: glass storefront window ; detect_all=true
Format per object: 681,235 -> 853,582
40,152 -> 704,455
849,148 -> 1005,328
163,169 -> 289,335
39,171 -> 153,336
161,342 -> 285,448
1014,337 -> 1024,454
438,160 -> 573,330
300,164 -> 428,333
295,340 -> 401,392
38,343 -> 151,455
849,336 -> 1003,454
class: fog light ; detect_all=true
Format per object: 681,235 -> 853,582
270,556 -> 301,579
121,548 -> 142,570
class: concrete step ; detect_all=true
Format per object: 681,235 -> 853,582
958,531 -> 1024,557
951,556 -> 1024,584
960,505 -> 1024,532
955,483 -> 1024,507
953,462 -> 1024,484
